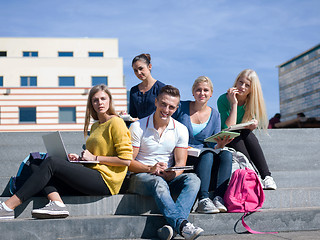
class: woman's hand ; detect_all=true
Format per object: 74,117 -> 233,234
80,150 -> 96,162
245,119 -> 258,131
214,136 -> 234,149
68,153 -> 80,161
227,87 -> 239,106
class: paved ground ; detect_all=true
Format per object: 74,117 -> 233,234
129,230 -> 320,240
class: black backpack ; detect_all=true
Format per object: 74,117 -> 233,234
9,152 -> 47,195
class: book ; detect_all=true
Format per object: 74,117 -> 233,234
204,131 -> 240,143
188,147 -> 221,157
120,114 -> 134,121
165,166 -> 194,171
223,120 -> 256,131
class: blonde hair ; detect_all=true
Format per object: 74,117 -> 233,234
84,84 -> 117,136
192,76 -> 213,93
233,69 -> 268,130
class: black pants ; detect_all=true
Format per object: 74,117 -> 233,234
227,129 -> 271,179
15,157 -> 110,202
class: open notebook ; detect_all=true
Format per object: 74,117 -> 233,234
42,131 -> 99,163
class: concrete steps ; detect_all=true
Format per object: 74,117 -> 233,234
0,208 -> 320,239
0,129 -> 319,239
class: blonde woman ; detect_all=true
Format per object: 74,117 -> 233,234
173,76 -> 233,214
217,69 -> 277,190
0,84 -> 133,220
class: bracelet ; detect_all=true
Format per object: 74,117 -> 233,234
95,155 -> 98,161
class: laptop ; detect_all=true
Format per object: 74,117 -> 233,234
42,131 -> 99,163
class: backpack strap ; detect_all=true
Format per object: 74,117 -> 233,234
241,212 -> 278,234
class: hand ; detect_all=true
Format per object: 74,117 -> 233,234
149,162 -> 168,175
245,119 -> 258,131
214,136 -> 234,149
80,150 -> 96,161
227,87 -> 239,106
68,153 -> 80,161
157,170 -> 176,182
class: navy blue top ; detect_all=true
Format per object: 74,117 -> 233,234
173,100 -> 221,149
129,80 -> 166,119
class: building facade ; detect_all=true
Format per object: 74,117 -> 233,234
0,37 -> 127,132
278,44 -> 320,121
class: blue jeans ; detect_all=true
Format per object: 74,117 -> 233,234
128,173 -> 200,234
187,150 -> 232,200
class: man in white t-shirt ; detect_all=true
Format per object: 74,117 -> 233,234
128,85 -> 203,240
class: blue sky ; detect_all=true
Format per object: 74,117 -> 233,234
1,0 -> 319,118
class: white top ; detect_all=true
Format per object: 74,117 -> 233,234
129,113 -> 189,168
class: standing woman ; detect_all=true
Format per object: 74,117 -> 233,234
217,69 -> 277,190
0,84 -> 133,220
129,53 -> 165,120
173,76 -> 233,214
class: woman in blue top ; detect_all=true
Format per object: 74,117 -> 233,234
173,76 -> 233,214
129,53 -> 166,120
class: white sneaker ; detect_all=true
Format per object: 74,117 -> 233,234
181,222 -> 204,240
31,201 -> 69,219
196,198 -> 219,214
157,225 -> 176,240
212,196 -> 227,212
263,176 -> 277,190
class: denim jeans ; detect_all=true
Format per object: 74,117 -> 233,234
187,149 -> 232,200
128,173 -> 200,234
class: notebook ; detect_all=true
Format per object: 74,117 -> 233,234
42,131 -> 99,163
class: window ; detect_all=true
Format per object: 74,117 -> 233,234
21,76 -> 37,86
59,107 -> 76,123
89,52 -> 103,57
92,76 -> 108,86
0,51 -> 7,57
58,51 -> 73,57
19,107 -> 36,123
23,51 -> 38,57
0,76 -> 3,87
59,76 -> 75,86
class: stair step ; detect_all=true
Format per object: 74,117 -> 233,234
0,207 -> 319,239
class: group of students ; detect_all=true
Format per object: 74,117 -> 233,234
0,53 -> 277,240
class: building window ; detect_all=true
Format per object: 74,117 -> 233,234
89,52 -> 103,57
59,107 -> 76,123
0,51 -> 7,57
21,76 -> 37,86
0,76 -> 3,87
58,51 -> 74,57
23,51 -> 38,57
92,76 -> 108,86
19,107 -> 36,123
59,76 -> 75,86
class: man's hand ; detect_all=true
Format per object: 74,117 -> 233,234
149,162 -> 168,175
157,170 -> 176,182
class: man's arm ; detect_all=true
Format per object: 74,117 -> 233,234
129,147 -> 167,174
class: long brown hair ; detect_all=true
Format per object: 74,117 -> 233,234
84,84 -> 116,136
232,69 -> 268,130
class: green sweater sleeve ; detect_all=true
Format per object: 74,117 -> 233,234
217,93 -> 230,130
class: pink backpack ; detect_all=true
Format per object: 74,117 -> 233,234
224,168 -> 277,234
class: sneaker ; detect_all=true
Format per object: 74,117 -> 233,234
0,202 -> 14,220
263,176 -> 277,190
212,196 -> 227,212
31,201 -> 69,219
157,225 -> 177,240
181,222 -> 204,240
196,198 -> 219,214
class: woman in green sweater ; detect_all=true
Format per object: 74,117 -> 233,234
217,69 -> 277,190
0,84 -> 133,220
